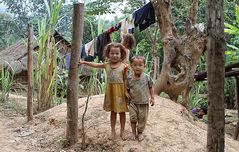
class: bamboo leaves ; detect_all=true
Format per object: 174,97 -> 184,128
35,0 -> 63,112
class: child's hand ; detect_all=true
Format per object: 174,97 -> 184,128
125,92 -> 131,104
150,98 -> 155,106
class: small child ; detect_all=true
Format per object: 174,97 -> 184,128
121,33 -> 136,63
126,55 -> 155,141
79,43 -> 128,140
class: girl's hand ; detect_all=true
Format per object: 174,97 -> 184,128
79,60 -> 85,65
150,98 -> 155,106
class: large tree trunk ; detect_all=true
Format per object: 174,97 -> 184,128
206,0 -> 225,151
152,0 -> 206,107
66,3 -> 84,145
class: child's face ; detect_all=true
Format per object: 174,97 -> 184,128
131,58 -> 145,75
108,47 -> 121,63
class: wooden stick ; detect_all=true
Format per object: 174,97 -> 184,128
27,23 -> 33,122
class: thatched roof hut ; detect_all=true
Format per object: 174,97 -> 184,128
0,31 -> 71,84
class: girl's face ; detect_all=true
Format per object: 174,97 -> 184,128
108,47 -> 122,63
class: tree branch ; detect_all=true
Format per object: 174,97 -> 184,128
187,0 -> 198,26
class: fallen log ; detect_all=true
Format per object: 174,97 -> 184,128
195,62 -> 239,81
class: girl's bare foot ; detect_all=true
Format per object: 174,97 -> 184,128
109,131 -> 116,140
131,133 -> 136,140
120,131 -> 126,141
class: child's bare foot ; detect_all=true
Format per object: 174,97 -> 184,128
109,131 -> 116,140
120,131 -> 126,141
138,133 -> 144,141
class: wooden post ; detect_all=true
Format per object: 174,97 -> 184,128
27,24 -> 33,122
66,2 -> 84,145
234,76 -> 239,140
206,0 -> 225,151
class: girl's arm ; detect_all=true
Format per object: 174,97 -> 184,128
123,66 -> 130,102
79,60 -> 105,68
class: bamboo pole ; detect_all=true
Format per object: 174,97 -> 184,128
66,2 -> 84,145
27,23 -> 33,122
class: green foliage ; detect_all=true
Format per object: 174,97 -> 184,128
224,77 -> 235,97
54,68 -> 68,105
224,5 -> 239,64
189,81 -> 207,109
224,0 -> 239,24
85,0 -> 123,15
1,0 -> 47,44
196,55 -> 206,72
122,0 -> 145,14
0,65 -> 15,102
0,13 -> 21,50
97,14 -> 107,35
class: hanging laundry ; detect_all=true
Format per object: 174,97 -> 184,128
65,52 -> 71,70
84,39 -> 95,57
80,45 -> 86,59
65,45 -> 89,70
114,22 -> 121,31
120,14 -> 135,38
133,2 -> 155,31
107,26 -> 115,34
107,22 -> 122,34
96,31 -> 111,61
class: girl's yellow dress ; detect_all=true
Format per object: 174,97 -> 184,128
103,62 -> 128,113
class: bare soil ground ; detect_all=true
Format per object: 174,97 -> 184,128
0,94 -> 239,152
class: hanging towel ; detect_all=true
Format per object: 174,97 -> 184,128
120,14 -> 135,38
133,2 -> 155,31
84,39 -> 95,57
96,31 -> 111,61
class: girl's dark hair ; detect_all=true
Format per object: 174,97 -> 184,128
104,43 -> 127,60
130,55 -> 145,64
122,33 -> 136,50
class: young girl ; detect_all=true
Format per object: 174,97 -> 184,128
121,33 -> 136,63
79,43 -> 128,140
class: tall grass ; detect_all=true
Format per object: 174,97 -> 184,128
0,65 -> 15,102
35,0 -> 63,112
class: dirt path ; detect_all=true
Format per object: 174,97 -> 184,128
0,95 -> 238,152
0,112 -> 27,152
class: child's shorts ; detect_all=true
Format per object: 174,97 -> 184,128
128,103 -> 149,123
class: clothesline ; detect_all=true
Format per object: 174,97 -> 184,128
65,1 -> 155,69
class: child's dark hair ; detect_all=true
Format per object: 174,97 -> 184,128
104,43 -> 127,61
130,55 -> 145,64
122,34 -> 136,50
